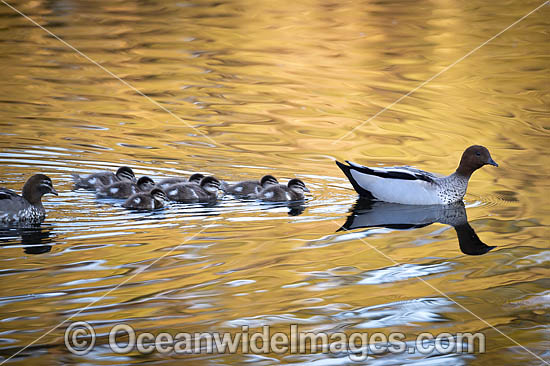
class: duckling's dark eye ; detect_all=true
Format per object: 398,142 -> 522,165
475,152 -> 481,156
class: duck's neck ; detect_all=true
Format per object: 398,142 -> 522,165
22,185 -> 43,206
451,170 -> 471,183
455,166 -> 474,179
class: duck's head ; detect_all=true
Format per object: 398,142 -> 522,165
200,176 -> 222,194
288,178 -> 310,193
188,173 -> 205,184
457,145 -> 498,177
116,166 -> 136,182
151,188 -> 168,203
260,175 -> 278,187
137,176 -> 155,191
22,174 -> 58,204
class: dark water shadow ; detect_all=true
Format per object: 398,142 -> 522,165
339,199 -> 496,255
0,223 -> 54,254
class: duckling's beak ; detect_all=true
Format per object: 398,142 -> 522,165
50,187 -> 58,196
487,157 -> 498,167
303,187 -> 310,193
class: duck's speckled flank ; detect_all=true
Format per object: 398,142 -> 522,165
0,205 -> 45,223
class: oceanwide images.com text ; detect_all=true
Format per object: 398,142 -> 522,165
65,322 -> 486,361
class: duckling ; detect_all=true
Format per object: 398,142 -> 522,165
0,174 -> 58,223
158,173 -> 204,190
165,176 -> 221,203
96,176 -> 156,199
224,175 -> 279,197
72,166 -> 135,189
122,188 -> 168,210
257,178 -> 309,202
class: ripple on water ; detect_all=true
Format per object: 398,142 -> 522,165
225,296 -> 455,330
356,262 -> 454,285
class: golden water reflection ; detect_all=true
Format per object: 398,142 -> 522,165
0,0 -> 548,364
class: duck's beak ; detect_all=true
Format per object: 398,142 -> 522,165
487,157 -> 498,167
50,187 -> 58,196
303,187 -> 310,193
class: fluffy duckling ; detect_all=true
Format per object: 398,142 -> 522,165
256,178 -> 309,202
96,176 -> 155,199
72,166 -> 135,189
224,175 -> 279,197
165,176 -> 221,203
158,173 -> 204,190
122,188 -> 168,210
0,174 -> 58,223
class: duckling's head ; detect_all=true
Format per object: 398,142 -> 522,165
200,176 -> 222,194
150,188 -> 168,203
22,174 -> 58,204
188,173 -> 205,184
260,175 -> 278,187
288,178 -> 310,193
457,145 -> 498,177
137,176 -> 155,191
116,166 -> 136,182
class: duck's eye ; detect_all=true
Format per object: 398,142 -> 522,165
475,152 -> 481,156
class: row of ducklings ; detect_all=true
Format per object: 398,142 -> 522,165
72,166 -> 310,210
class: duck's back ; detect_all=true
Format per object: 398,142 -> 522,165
0,188 -> 27,212
165,183 -> 202,202
226,181 -> 258,196
158,178 -> 187,190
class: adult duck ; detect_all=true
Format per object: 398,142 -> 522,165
336,145 -> 498,205
0,174 -> 58,223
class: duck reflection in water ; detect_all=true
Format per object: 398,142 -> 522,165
0,224 -> 54,254
339,199 -> 495,255
259,201 -> 306,216
288,202 -> 306,216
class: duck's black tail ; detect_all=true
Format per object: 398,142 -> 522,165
335,160 -> 374,199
